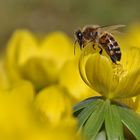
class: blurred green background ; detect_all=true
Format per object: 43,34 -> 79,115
0,0 -> 140,49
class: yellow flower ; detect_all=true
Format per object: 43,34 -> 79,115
0,80 -> 35,139
1,29 -> 89,140
113,23 -> 140,113
33,85 -> 83,139
27,117 -> 82,140
79,45 -> 140,99
5,29 -> 95,102
35,85 -> 73,125
0,81 -> 82,140
0,59 -> 10,91
58,58 -> 99,101
5,30 -> 74,90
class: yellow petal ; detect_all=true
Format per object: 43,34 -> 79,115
6,30 -> 75,91
58,59 -> 99,101
44,118 -> 81,140
35,85 -> 72,125
0,59 -> 10,90
20,57 -> 58,90
16,31 -> 38,66
5,30 -> 38,82
120,47 -> 140,73
27,117 -> 81,140
9,80 -> 35,103
114,69 -> 140,98
114,47 -> 140,98
84,53 -> 117,98
40,32 -> 74,69
0,81 -> 35,135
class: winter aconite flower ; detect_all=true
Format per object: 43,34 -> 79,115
113,23 -> 140,114
5,30 -> 74,90
5,29 -> 93,102
58,58 -> 99,100
0,81 -> 35,139
79,45 -> 140,99
35,85 -> 73,125
74,33 -> 140,139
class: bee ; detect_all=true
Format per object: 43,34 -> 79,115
74,25 -> 125,63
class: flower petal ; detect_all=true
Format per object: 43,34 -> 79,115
58,59 -> 99,101
5,30 -> 38,82
0,81 -> 35,135
113,47 -> 140,98
0,59 -> 10,90
40,32 -> 74,69
84,53 -> 117,98
20,57 -> 58,90
114,69 -> 140,98
35,85 -> 72,125
120,47 -> 140,74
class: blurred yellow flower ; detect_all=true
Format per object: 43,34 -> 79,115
79,45 -> 140,99
27,118 -> 82,140
5,30 -> 74,90
58,58 -> 99,101
5,29 -> 95,102
35,85 -> 73,125
32,85 -> 83,140
0,80 -> 35,139
0,73 -> 82,140
0,59 -> 10,90
117,23 -> 140,49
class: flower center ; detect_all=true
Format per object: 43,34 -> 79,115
112,63 -> 127,82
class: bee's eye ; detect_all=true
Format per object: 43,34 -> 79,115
76,30 -> 83,39
78,33 -> 82,36
77,32 -> 82,37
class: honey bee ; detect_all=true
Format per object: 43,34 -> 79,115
74,25 -> 125,63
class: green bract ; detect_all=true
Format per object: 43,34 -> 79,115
74,97 -> 140,140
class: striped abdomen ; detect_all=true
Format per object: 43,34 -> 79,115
99,33 -> 121,63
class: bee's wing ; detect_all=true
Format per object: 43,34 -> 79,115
98,25 -> 126,35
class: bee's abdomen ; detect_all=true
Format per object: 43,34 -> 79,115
108,39 -> 121,61
99,34 -> 121,63
109,41 -> 121,61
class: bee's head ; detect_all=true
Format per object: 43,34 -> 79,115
74,29 -> 84,54
75,29 -> 83,40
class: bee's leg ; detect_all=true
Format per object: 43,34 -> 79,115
99,48 -> 103,54
80,45 -> 82,50
98,46 -> 103,54
110,55 -> 117,64
92,44 -> 96,50
81,44 -> 85,49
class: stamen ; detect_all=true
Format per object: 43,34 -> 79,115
112,63 -> 127,81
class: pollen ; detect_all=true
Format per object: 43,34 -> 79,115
112,63 -> 127,81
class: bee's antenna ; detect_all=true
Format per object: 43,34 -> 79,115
74,40 -> 78,55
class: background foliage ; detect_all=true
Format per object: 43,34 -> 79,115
1,0 -> 140,49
